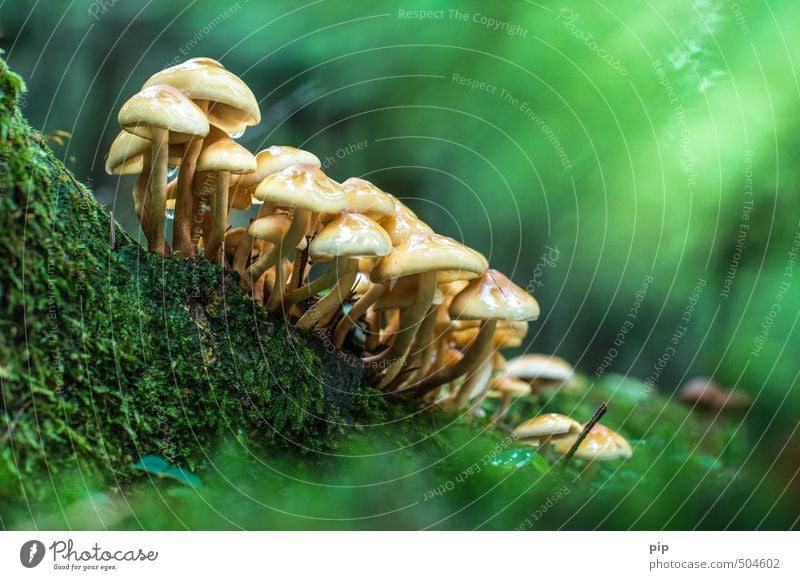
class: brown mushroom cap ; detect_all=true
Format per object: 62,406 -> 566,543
142,60 -> 261,135
553,423 -> 633,460
309,213 -> 392,259
506,354 -> 574,382
370,233 -> 487,284
119,84 -> 209,142
679,377 -> 723,409
254,164 -> 348,213
449,269 -> 540,322
513,413 -> 582,441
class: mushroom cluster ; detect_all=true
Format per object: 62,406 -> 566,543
106,58 -> 546,399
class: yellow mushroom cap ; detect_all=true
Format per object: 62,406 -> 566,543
506,354 -> 574,382
370,233 -> 487,284
553,423 -> 632,460
142,60 -> 260,135
119,84 -> 209,142
238,146 -> 322,190
196,127 -> 256,174
309,213 -> 392,259
248,213 -> 293,243
513,413 -> 582,440
449,269 -> 540,322
378,200 -> 433,245
341,177 -> 396,216
254,164 -> 348,213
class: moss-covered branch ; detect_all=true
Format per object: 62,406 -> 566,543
0,57 -> 378,500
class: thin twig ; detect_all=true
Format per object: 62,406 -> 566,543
109,211 -> 116,250
558,401 -> 608,469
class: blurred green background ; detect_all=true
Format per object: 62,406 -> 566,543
1,0 -> 798,528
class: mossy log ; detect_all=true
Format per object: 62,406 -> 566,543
0,57 -> 378,500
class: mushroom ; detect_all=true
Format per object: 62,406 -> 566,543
409,270 -> 539,406
195,127 -> 256,263
295,213 -> 393,330
368,233 -> 487,389
230,146 -> 321,279
487,374 -> 531,421
505,354 -> 575,396
513,413 -> 582,456
118,84 -> 209,255
247,165 -> 347,309
142,58 -> 260,255
680,377 -> 752,414
553,423 -> 633,475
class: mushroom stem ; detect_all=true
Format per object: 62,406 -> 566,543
390,304 -> 439,391
133,149 -> 152,222
232,233 -> 254,277
492,392 -> 513,423
332,283 -> 386,347
283,264 -> 339,308
245,208 -> 310,292
173,138 -> 203,257
406,319 -> 498,397
374,271 -> 437,389
286,240 -> 309,294
204,171 -> 230,264
451,354 -> 493,410
296,257 -> 358,330
265,256 -> 290,312
365,308 -> 380,352
144,127 -> 170,255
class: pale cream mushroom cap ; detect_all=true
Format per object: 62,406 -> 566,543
119,84 -> 209,142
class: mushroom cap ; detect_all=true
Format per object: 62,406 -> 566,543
119,84 -> 210,142
513,413 -> 581,440
254,164 -> 348,213
679,377 -> 723,408
309,213 -> 392,259
341,178 -> 396,216
553,423 -> 632,461
486,374 -> 531,398
238,146 -> 322,190
715,390 -> 753,410
449,269 -> 540,322
247,213 -> 293,243
142,61 -> 260,135
196,127 -> 256,174
506,354 -> 574,382
223,227 -> 248,254
184,57 -> 225,69
370,233 -> 487,284
378,200 -> 433,245
106,130 -> 185,175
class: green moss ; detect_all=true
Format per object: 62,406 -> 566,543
0,55 -> 382,501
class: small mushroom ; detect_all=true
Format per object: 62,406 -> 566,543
487,374 -> 531,420
195,127 -> 256,263
512,413 -> 582,455
369,233 -> 488,389
505,354 -> 575,396
118,84 -> 209,255
410,270 -> 539,405
295,213 -> 393,330
246,165 -> 347,306
553,423 -> 633,476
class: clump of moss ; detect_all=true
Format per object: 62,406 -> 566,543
0,55 -> 383,501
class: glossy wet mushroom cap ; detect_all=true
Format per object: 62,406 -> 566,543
553,423 -> 633,460
513,413 -> 582,444
118,84 -> 209,142
449,269 -> 540,322
254,164 -> 347,213
506,354 -> 574,383
142,60 -> 261,135
309,213 -> 392,259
